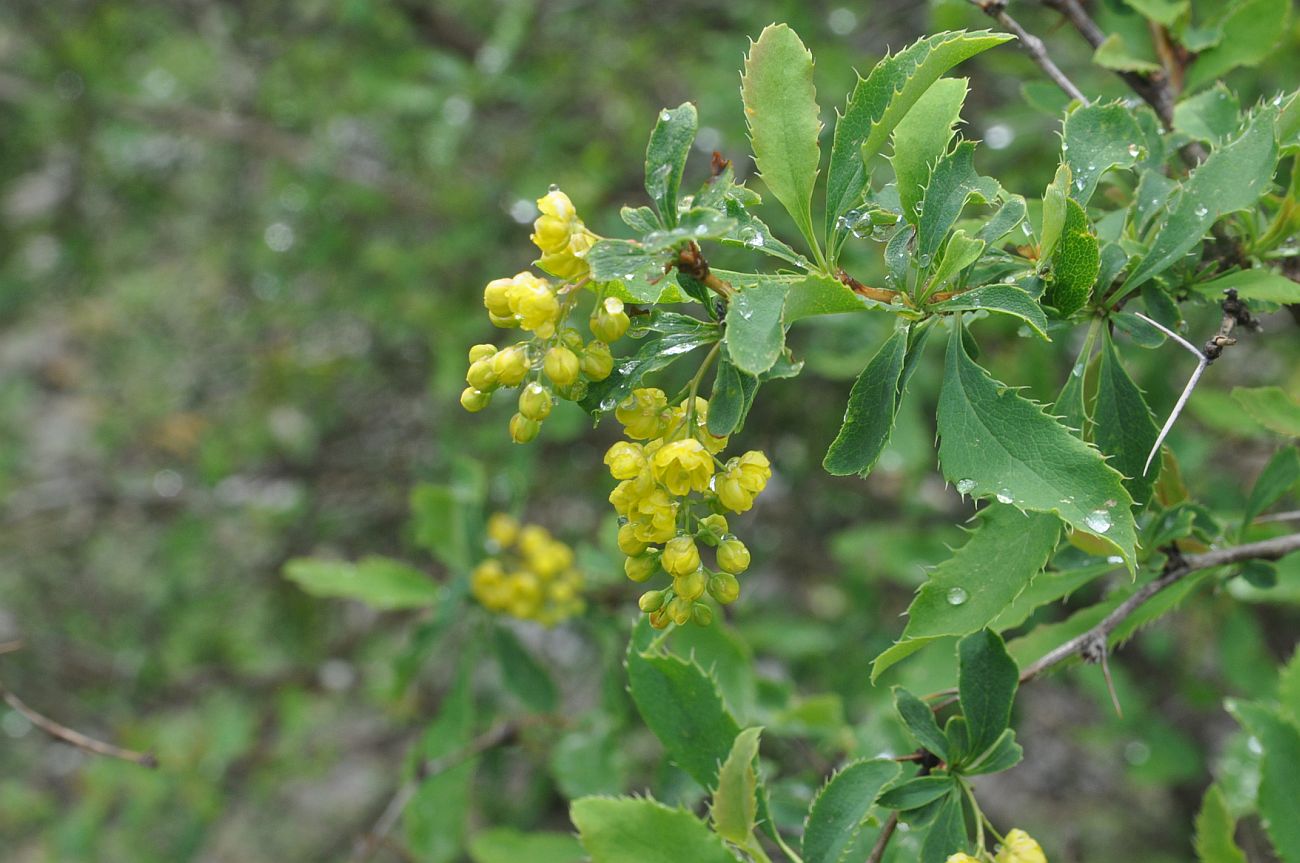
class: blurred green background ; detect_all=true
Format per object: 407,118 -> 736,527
2,1 -> 1298,861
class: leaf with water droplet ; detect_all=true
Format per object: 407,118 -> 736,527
645,103 -> 698,226
725,280 -> 789,375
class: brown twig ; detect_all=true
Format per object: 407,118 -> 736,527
0,640 -> 24,656
1019,532 -> 1300,682
0,681 -> 158,768
969,1 -> 1090,105
866,811 -> 900,863
837,268 -> 904,305
675,244 -> 735,298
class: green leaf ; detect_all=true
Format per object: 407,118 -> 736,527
927,284 -> 1048,340
919,790 -> 968,863
1174,84 -> 1242,143
877,775 -> 957,811
783,272 -> 873,320
1243,447 -> 1300,531
1185,0 -> 1291,92
977,195 -> 1028,245
936,324 -> 1138,567
580,318 -> 719,415
626,636 -> 741,792
283,555 -> 440,610
1122,107 -> 1279,293
708,355 -> 758,437
894,687 -> 950,759
742,24 -> 822,258
407,659 -> 476,862
725,280 -> 789,375
872,505 -> 1060,680
493,625 -> 557,713
801,759 -> 901,863
711,726 -> 763,844
823,327 -> 908,477
469,829 -> 584,863
1232,386 -> 1300,437
718,201 -> 805,267
1038,163 -> 1072,262
924,230 -> 985,296
621,205 -> 661,234
411,476 -> 482,570
1193,785 -> 1247,863
1192,268 -> 1300,305
1123,0 -> 1188,26
961,728 -> 1024,775
587,240 -> 679,303
1045,198 -> 1099,316
1094,331 -> 1161,504
571,797 -> 740,863
645,103 -> 698,226
917,141 -> 999,262
1093,33 -> 1162,73
892,78 -> 969,224
1225,700 -> 1300,863
825,30 -> 1011,248
957,629 -> 1019,759
1062,102 -> 1143,204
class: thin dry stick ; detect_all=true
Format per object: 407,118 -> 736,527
969,0 -> 1090,104
1019,532 -> 1300,682
0,681 -> 158,768
352,720 -> 523,862
1132,312 -> 1209,475
0,640 -> 24,656
866,811 -> 900,863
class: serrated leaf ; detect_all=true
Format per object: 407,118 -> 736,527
877,775 -> 957,811
1243,447 -> 1300,532
284,556 -> 440,609
924,229 -> 984,296
711,726 -> 763,843
587,240 -> 678,303
1093,33 -> 1162,73
895,687 -> 950,759
823,327 -> 908,477
872,505 -> 1060,680
892,78 -> 969,224
493,625 -> 557,713
958,629 -> 1019,758
621,205 -> 661,233
1045,198 -> 1099,316
571,797 -> 740,863
1122,107 -> 1279,293
928,284 -> 1048,340
1094,331 -> 1161,503
783,273 -> 873,320
1123,0 -> 1188,25
742,24 -> 822,257
917,141 -> 999,262
1062,102 -> 1143,204
718,200 -> 805,266
1193,268 -> 1300,305
1174,84 -> 1241,143
976,194 -> 1028,245
1226,700 -> 1300,863
825,30 -> 1011,249
919,790 -> 967,863
1232,386 -> 1300,437
1194,785 -> 1247,863
726,280 -> 789,375
802,759 -> 901,863
469,829 -> 584,863
1185,0 -> 1291,92
1039,163 -> 1072,262
626,633 -> 740,792
1134,170 -> 1177,236
938,324 -> 1137,565
645,103 -> 698,226
961,727 -> 1023,775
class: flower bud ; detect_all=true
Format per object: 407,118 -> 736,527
509,413 -> 541,444
697,514 -> 729,546
649,607 -> 670,629
518,382 -> 553,421
543,346 -> 581,387
662,536 -> 701,577
531,213 -> 571,254
466,359 -> 498,391
708,571 -> 740,605
554,378 -> 588,402
491,346 -> 530,387
617,522 -> 650,556
483,277 -> 515,317
559,327 -> 585,351
691,603 -> 714,626
604,441 -> 647,480
489,312 -> 519,328
590,296 -> 631,342
667,596 -> 692,626
581,340 -> 614,382
615,387 -> 668,439
537,188 -> 576,222
460,387 -> 491,412
468,344 -> 497,363
638,589 -> 666,613
945,855 -> 981,863
673,567 -> 706,601
996,829 -> 1047,863
652,439 -> 714,496
717,538 -> 751,574
624,553 -> 659,583
486,513 -> 519,547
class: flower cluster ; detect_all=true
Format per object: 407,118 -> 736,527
943,828 -> 1047,863
460,188 -> 631,444
605,387 -> 772,628
470,513 -> 585,626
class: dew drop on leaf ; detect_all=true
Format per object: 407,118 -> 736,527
946,587 -> 969,606
1085,509 -> 1113,533
955,478 -> 977,495
996,488 -> 1013,504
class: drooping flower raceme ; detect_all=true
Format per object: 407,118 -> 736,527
470,513 -> 586,626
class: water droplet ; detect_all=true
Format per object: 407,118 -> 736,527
946,587 -> 969,606
599,396 -> 617,411
1021,222 -> 1033,236
1106,555 -> 1124,565
917,253 -> 932,268
1194,204 -> 1209,218
1061,142 -> 1069,152
1085,509 -> 1112,533
1127,143 -> 1141,158
955,478 -> 977,495
996,488 -> 1013,504
548,183 -> 560,192
660,109 -> 672,122
1072,362 -> 1084,377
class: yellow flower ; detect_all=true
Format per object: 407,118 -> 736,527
543,346 -> 580,387
708,571 -> 740,604
471,560 -> 507,608
664,397 -> 728,454
531,213 -> 571,255
460,387 -> 491,413
717,538 -> 750,574
625,553 -> 659,583
509,413 -> 541,444
466,359 -> 498,392
580,340 -> 614,381
483,277 -> 515,317
518,382 -> 553,421
617,522 -> 650,556
946,855 -> 982,863
996,829 -> 1047,863
604,441 -> 647,480
491,345 -> 530,387
486,513 -> 520,548
527,539 -> 574,578
590,296 -> 630,342
716,450 -> 771,513
468,344 -> 497,363
661,536 -> 701,577
673,568 -> 706,600
608,471 -> 655,516
628,487 -> 677,543
537,188 -> 577,222
652,438 -> 714,495
508,274 -> 560,334
616,388 -> 669,439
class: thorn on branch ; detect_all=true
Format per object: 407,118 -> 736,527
836,268 -> 903,305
